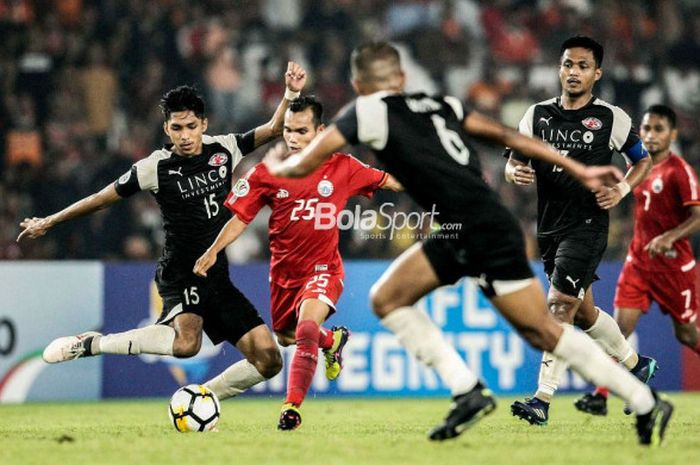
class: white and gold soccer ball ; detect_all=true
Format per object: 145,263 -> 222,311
168,384 -> 221,432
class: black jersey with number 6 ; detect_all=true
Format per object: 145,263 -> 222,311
114,132 -> 254,280
506,96 -> 641,236
334,91 -> 497,225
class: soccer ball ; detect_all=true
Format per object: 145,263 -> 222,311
168,384 -> 221,432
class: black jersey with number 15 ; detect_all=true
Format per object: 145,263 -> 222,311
334,91 -> 502,226
506,96 -> 641,236
113,132 -> 254,272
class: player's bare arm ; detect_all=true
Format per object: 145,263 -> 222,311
381,174 -> 403,192
266,125 -> 347,178
17,183 -> 122,242
463,111 -> 623,190
504,157 -> 536,185
595,155 -> 652,210
193,215 -> 249,277
252,62 -> 307,148
646,205 -> 700,258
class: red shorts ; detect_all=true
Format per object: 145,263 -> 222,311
269,273 -> 344,332
614,260 -> 698,324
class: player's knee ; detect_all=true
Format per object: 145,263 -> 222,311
674,327 -> 697,348
547,299 -> 576,323
370,283 -> 396,318
172,333 -> 202,358
253,347 -> 283,378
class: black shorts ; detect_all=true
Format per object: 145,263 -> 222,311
538,227 -> 607,299
155,268 -> 264,345
423,209 -> 533,297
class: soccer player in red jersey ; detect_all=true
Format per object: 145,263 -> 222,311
193,95 -> 402,430
576,105 -> 700,415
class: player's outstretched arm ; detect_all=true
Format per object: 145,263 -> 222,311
504,157 -> 535,185
646,205 -> 700,258
17,183 -> 121,242
193,215 -> 249,277
266,125 -> 347,178
463,111 -> 623,191
251,62 -> 307,148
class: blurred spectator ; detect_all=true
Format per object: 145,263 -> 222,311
1,0 -> 698,263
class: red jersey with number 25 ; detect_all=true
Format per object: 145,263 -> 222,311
225,152 -> 387,287
628,153 -> 700,271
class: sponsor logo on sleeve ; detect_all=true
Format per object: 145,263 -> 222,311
233,178 -> 250,197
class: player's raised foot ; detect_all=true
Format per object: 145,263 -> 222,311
277,403 -> 302,431
323,326 -> 350,381
636,391 -> 673,446
574,392 -> 608,416
624,356 -> 660,415
428,382 -> 496,441
42,331 -> 101,364
511,397 -> 549,426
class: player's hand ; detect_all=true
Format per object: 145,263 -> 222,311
262,142 -> 289,174
285,62 -> 306,93
17,216 -> 52,242
193,250 -> 217,277
577,165 -> 624,192
645,233 -> 676,259
511,164 -> 536,185
594,184 -> 624,210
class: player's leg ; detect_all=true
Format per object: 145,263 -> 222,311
514,229 -> 610,424
654,267 -> 700,355
672,320 -> 700,354
204,324 -> 282,401
202,280 -> 282,401
371,242 -> 493,441
42,294 -> 201,363
491,281 -> 672,445
284,298 -> 331,406
576,262 -> 651,415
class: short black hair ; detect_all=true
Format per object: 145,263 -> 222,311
645,104 -> 677,128
351,41 -> 402,82
288,95 -> 323,127
560,36 -> 604,67
160,85 -> 205,121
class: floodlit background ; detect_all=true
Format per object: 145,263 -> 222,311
1,0 -> 699,262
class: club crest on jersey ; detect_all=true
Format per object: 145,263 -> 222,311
118,170 -> 131,184
581,117 -> 603,130
208,152 -> 228,166
317,179 -> 334,197
233,178 -> 250,197
651,177 -> 663,193
276,189 -> 289,199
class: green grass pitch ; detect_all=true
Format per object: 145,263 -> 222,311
1,393 -> 698,465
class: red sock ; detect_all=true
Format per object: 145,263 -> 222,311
594,387 -> 609,398
286,320 -> 320,406
318,326 -> 334,350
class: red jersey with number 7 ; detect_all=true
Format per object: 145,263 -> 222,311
628,153 -> 700,271
225,152 -> 387,287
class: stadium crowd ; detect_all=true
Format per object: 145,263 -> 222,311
1,0 -> 699,262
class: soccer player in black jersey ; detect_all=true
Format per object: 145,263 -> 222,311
264,42 -> 672,445
17,62 -> 307,404
504,36 -> 657,425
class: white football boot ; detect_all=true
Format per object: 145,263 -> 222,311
42,331 -> 102,363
